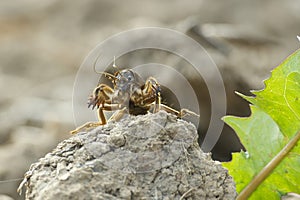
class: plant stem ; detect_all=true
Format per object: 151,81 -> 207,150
237,131 -> 300,200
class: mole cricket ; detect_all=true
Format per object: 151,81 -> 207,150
70,57 -> 199,134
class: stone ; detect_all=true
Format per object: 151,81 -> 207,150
18,111 -> 236,199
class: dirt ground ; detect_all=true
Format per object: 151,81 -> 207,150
0,0 -> 299,199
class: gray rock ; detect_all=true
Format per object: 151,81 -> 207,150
18,111 -> 236,200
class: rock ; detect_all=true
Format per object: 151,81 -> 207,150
19,111 -> 236,199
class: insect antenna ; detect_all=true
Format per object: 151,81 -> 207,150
93,53 -> 117,82
112,56 -> 125,79
112,56 -> 121,71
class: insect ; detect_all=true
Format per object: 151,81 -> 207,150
70,58 -> 199,134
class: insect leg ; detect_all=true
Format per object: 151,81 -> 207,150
107,107 -> 127,122
157,104 -> 200,118
143,77 -> 161,112
98,106 -> 106,124
70,121 -> 103,134
154,90 -> 161,113
88,84 -> 114,109
156,104 -> 180,116
98,103 -> 124,124
70,103 -> 122,134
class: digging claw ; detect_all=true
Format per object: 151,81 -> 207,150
87,97 -> 98,110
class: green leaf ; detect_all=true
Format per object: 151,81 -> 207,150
222,49 -> 300,199
246,50 -> 300,136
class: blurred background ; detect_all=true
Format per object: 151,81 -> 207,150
0,0 -> 299,199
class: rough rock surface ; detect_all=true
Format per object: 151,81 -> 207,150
19,111 -> 236,200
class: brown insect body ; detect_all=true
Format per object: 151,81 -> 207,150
88,69 -> 159,115
71,67 -> 198,134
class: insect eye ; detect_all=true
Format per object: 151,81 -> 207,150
125,71 -> 134,81
127,75 -> 133,81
